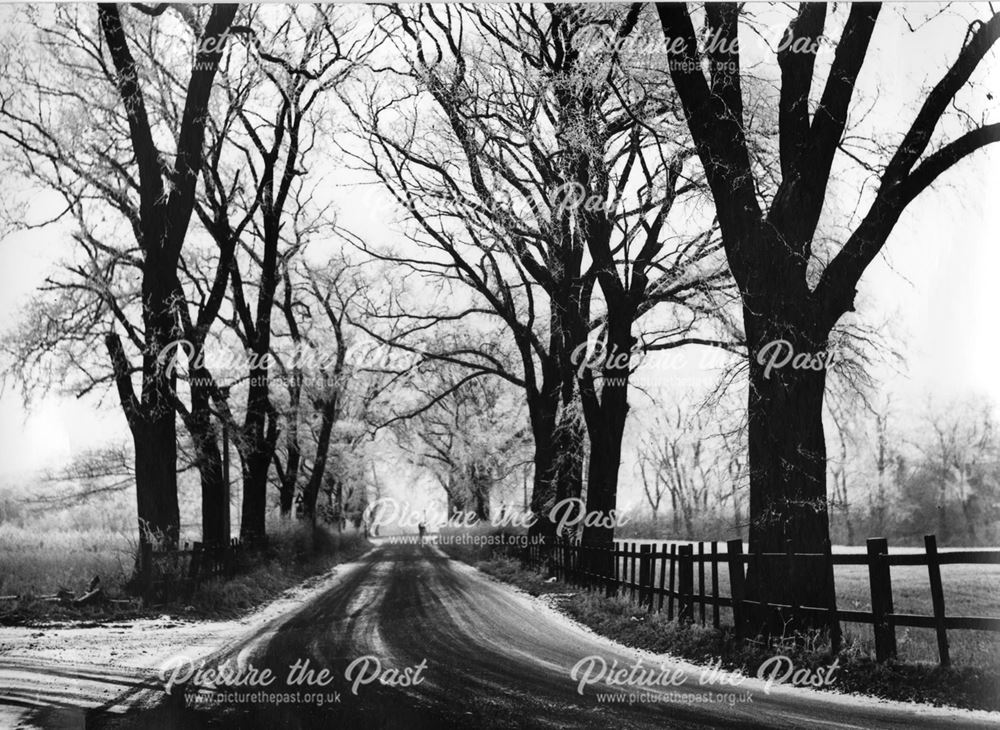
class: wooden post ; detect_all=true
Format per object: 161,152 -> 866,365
726,539 -> 746,640
924,534 -> 950,667
867,537 -> 897,662
639,544 -> 653,609
678,544 -> 694,623
823,539 -> 841,653
629,543 -> 637,602
658,544 -> 668,612
667,543 -> 677,621
698,542 -> 706,625
711,542 -> 720,629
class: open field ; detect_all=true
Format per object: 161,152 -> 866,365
0,524 -> 133,598
0,521 -> 371,624
838,562 -> 1000,666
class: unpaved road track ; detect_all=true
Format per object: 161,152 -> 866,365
5,542 -> 998,729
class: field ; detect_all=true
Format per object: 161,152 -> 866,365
0,520 -> 370,624
0,524 -> 134,598
838,562 -> 1000,666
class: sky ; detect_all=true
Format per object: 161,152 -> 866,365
1,3 -> 999,502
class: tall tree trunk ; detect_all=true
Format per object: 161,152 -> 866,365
578,322 -> 633,589
553,409 -> 585,505
582,380 -> 627,546
278,385 -> 302,517
528,396 -> 559,540
470,462 -> 491,522
132,414 -> 180,548
106,273 -> 183,550
239,219 -> 281,541
240,383 -> 275,541
99,2 -> 237,550
136,297 -> 182,550
745,324 -> 832,629
580,321 -> 634,526
300,396 -> 338,522
279,444 -> 300,517
186,375 -> 228,545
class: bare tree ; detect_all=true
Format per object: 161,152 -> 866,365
637,402 -> 743,538
918,399 -> 997,544
189,7 -> 368,539
393,368 -> 531,522
654,2 -> 1000,614
0,5 -> 238,547
346,5 -> 737,547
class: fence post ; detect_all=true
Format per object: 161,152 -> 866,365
924,534 -> 950,667
823,539 -> 841,653
711,542 -> 720,629
726,539 -> 746,640
658,544 -> 668,612
639,544 -> 653,609
678,544 -> 694,623
629,542 -> 642,603
698,542 -> 706,625
629,543 -> 637,602
667,544 -> 677,620
867,537 -> 897,662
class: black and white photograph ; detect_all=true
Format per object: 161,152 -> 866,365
0,2 -> 998,728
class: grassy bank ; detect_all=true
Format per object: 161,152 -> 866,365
438,527 -> 1000,668
446,543 -> 1000,712
0,522 -> 370,625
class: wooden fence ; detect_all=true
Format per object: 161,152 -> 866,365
518,534 -> 1000,667
138,538 -> 243,604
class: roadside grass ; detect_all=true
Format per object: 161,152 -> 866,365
452,549 -> 1000,711
649,558 -> 1000,667
0,521 -> 370,625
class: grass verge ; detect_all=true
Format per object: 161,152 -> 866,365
460,551 -> 1000,712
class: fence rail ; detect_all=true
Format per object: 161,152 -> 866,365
138,538 -> 243,604
517,534 -> 1000,667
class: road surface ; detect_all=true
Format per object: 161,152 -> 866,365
8,542 -> 998,729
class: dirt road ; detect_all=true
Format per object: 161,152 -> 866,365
5,542 -> 998,729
